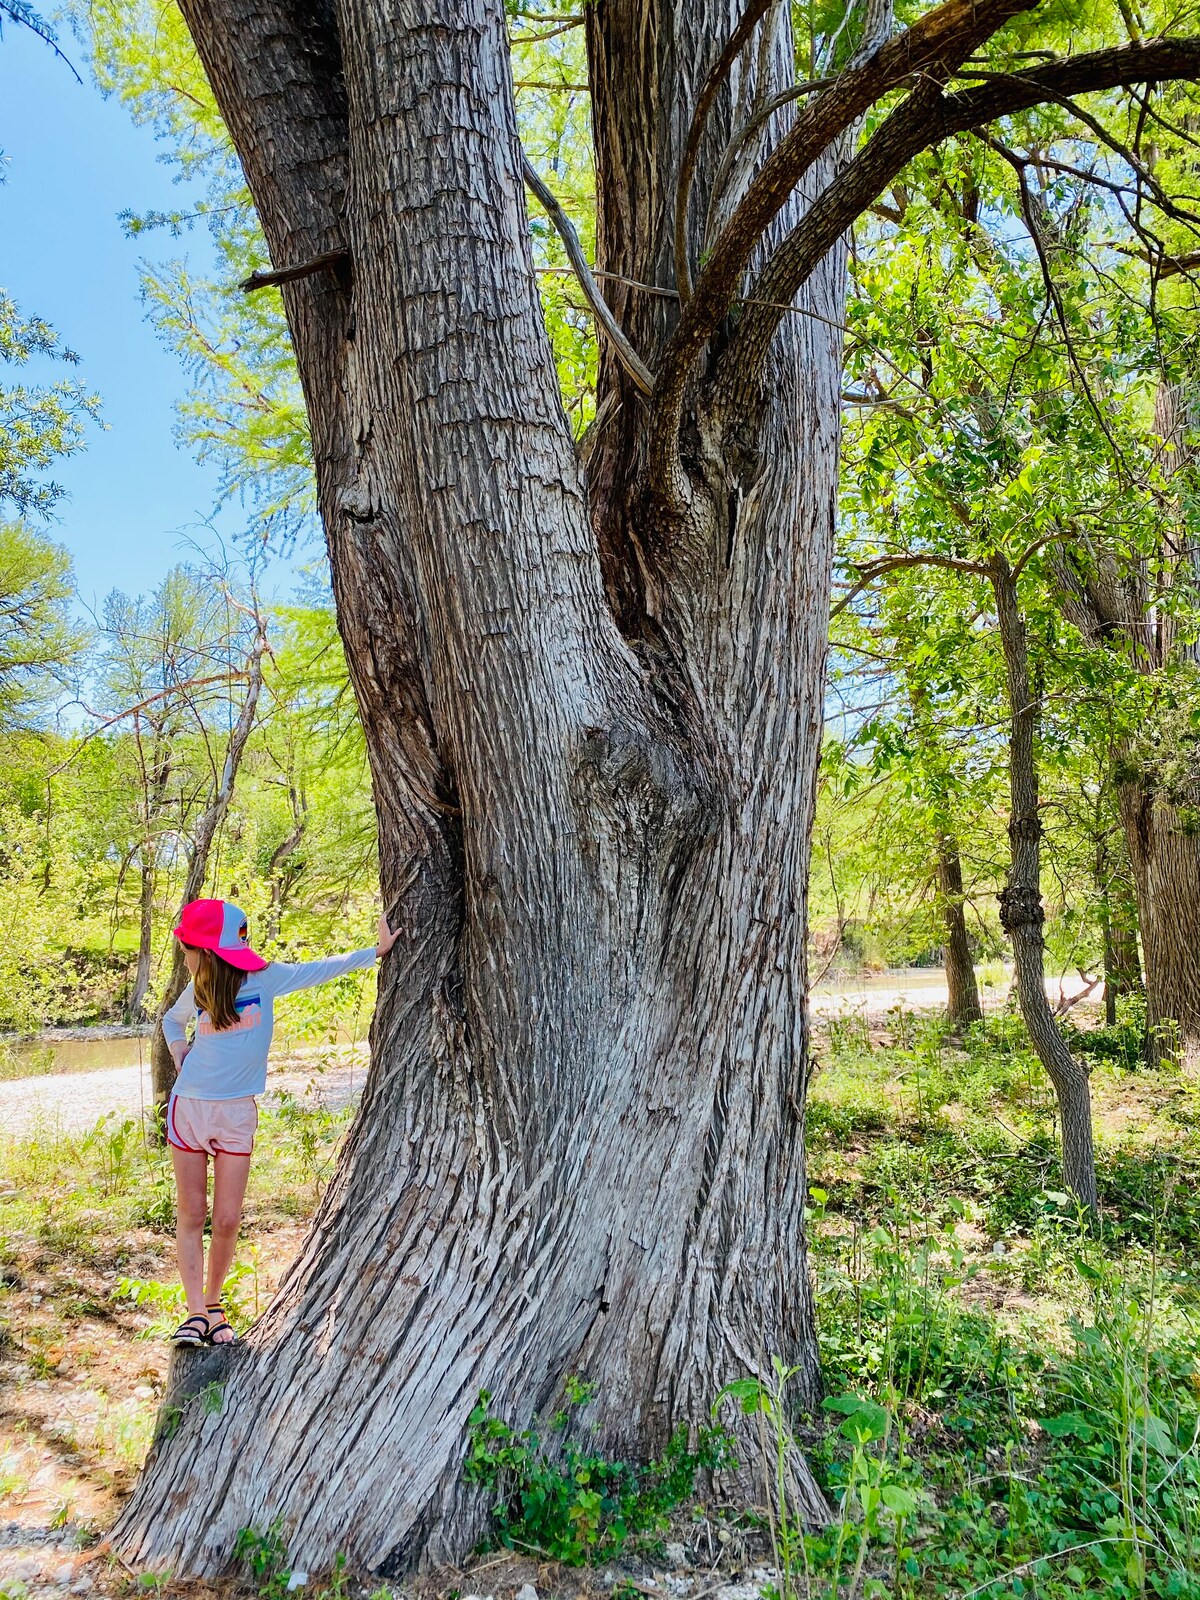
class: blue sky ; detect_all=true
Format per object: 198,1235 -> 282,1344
0,22 -> 309,613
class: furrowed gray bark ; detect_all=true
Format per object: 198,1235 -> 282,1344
992,559 -> 1097,1212
1094,832 -> 1142,1030
1053,382 -> 1200,1068
111,0 -> 1131,1575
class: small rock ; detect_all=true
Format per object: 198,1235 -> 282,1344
71,1580 -> 94,1595
286,1573 -> 309,1592
665,1577 -> 692,1596
53,1565 -> 75,1585
663,1544 -> 689,1569
8,1557 -> 41,1582
132,1385 -> 155,1400
515,1584 -> 539,1600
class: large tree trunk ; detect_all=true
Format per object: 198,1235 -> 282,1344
114,0 -> 838,1577
936,835 -> 982,1028
1053,381 -> 1198,1065
1118,780 -> 1200,1066
992,560 -> 1097,1211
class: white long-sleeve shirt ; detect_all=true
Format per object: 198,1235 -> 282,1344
163,949 -> 377,1101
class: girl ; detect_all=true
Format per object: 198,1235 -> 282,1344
162,897 -> 398,1346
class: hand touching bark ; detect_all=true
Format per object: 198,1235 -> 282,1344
376,914 -> 400,960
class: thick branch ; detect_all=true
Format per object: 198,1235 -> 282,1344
650,0 -> 1033,494
703,78 -> 833,251
521,155 -> 654,396
719,35 -> 1200,396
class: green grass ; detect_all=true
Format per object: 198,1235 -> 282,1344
3,1010 -> 1200,1599
793,1008 -> 1200,1598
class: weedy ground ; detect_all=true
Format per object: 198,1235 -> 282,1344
1,1002 -> 1199,1599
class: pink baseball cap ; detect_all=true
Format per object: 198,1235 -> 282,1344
173,899 -> 268,972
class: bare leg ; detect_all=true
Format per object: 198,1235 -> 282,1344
171,1147 -> 210,1319
205,1153 -> 252,1341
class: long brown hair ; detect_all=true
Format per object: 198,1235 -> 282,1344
189,947 -> 246,1031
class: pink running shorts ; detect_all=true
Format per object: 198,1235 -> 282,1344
167,1093 -> 258,1157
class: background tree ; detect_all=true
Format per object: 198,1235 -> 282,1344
0,522 -> 82,728
0,292 -> 100,520
94,567 -> 264,1020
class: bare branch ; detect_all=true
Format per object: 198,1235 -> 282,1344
651,0 -> 1034,499
1160,248 -> 1200,278
703,77 -> 834,251
240,248 -> 351,294
831,551 -> 991,615
521,155 -> 654,397
674,0 -> 776,307
717,35 -> 1200,400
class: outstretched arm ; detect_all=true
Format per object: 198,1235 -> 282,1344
265,915 -> 400,998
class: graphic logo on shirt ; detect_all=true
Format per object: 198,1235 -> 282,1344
197,990 -> 263,1035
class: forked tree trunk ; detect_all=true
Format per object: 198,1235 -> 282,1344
936,836 -> 982,1028
114,0 -> 838,1577
992,560 -> 1097,1210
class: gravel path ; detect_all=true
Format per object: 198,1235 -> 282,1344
0,1049 -> 369,1138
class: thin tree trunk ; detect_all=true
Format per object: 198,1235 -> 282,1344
936,835 -> 982,1027
992,558 -> 1097,1211
1095,833 -> 1142,1029
264,786 -> 306,943
128,852 -> 156,1020
149,619 -> 268,1119
115,0 -> 836,1575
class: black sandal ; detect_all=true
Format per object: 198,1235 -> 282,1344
171,1313 -> 211,1346
205,1301 -> 236,1344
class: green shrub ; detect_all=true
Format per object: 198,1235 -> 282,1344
464,1384 -> 733,1563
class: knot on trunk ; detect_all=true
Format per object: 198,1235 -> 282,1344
1008,812 -> 1041,844
572,717 -> 723,857
998,884 -> 1044,933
